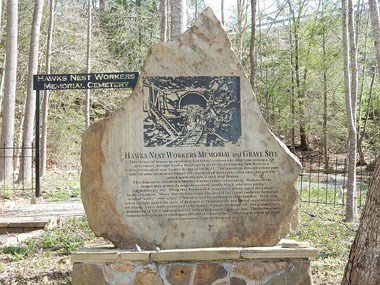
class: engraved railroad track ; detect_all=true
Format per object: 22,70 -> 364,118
175,124 -> 204,147
150,106 -> 177,137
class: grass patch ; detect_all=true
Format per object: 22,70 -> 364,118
1,205 -> 360,284
2,244 -> 35,262
288,203 -> 359,285
0,170 -> 81,202
0,217 -> 105,284
41,171 -> 81,202
40,218 -> 95,255
1,171 -> 363,284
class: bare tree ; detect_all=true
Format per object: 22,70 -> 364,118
85,0 -> 92,128
341,157 -> 380,284
322,40 -> 328,168
356,13 -> 370,166
18,0 -> 45,182
342,0 -> 358,222
99,0 -> 105,15
357,70 -> 375,166
235,0 -> 249,60
0,0 -> 19,182
288,0 -> 309,151
249,0 -> 257,92
0,0 -> 4,111
171,0 -> 187,40
194,0 -> 198,18
369,0 -> 380,71
221,0 -> 225,25
160,0 -> 167,42
41,0 -> 55,176
0,59 -> 5,113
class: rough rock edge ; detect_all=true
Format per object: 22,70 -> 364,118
81,8 -> 301,249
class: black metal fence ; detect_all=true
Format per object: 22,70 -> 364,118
298,156 -> 372,208
0,144 -> 36,200
0,143 -> 374,208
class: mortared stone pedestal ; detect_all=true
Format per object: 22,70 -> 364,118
71,241 -> 318,285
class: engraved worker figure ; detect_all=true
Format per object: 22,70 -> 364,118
143,76 -> 241,147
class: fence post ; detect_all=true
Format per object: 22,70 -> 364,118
2,143 -> 4,191
317,156 -> 320,205
35,89 -> 41,197
342,158 -> 347,206
308,156 -> 312,204
300,155 -> 304,201
358,164 -> 362,207
334,158 -> 338,207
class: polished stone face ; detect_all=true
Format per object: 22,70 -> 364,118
81,8 -> 301,250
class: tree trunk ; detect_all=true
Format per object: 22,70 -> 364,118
368,0 -> 380,72
136,0 -> 142,44
237,0 -> 241,53
170,0 -> 187,40
0,0 -> 3,110
349,0 -> 358,123
98,0 -> 106,27
321,0 -> 328,169
356,15 -> 369,166
0,0 -> 2,44
0,0 -> 19,182
348,0 -> 358,221
295,26 -> 308,151
341,157 -> 380,284
288,0 -> 308,151
41,0 -> 55,176
249,0 -> 256,92
323,69 -> 328,169
194,0 -> 198,18
289,11 -> 295,153
18,0 -> 44,183
0,57 -> 5,114
236,0 -> 250,61
357,69 -> 374,166
85,0 -> 92,129
160,0 -> 167,42
221,0 -> 225,25
342,0 -> 357,222
99,0 -> 105,14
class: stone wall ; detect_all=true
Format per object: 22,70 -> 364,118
71,244 -> 317,285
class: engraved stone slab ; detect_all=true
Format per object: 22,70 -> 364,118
81,8 -> 301,249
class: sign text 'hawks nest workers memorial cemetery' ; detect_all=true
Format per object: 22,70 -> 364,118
34,72 -> 138,91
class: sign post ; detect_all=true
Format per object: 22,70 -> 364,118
33,72 -> 139,197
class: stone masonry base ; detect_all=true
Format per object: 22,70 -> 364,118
71,243 -> 318,285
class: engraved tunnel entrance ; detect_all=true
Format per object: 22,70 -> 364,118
178,92 -> 208,109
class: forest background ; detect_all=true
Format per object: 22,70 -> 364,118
0,0 -> 378,176
0,0 -> 379,284
0,0 -> 379,178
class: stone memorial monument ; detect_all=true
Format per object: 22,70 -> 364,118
72,8 -> 317,285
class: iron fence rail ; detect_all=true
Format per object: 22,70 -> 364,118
298,156 -> 372,208
0,144 -> 374,208
0,144 -> 36,199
